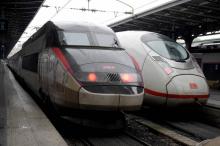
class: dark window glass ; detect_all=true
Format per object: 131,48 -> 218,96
145,41 -> 189,61
22,53 -> 38,72
203,63 -> 220,80
64,47 -> 134,69
59,31 -> 118,48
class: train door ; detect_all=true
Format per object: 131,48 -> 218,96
39,50 -> 49,96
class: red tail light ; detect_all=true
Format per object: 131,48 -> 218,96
87,73 -> 97,82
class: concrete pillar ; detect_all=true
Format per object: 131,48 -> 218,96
171,23 -> 176,40
184,36 -> 193,51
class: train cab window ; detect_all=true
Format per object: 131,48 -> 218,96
22,53 -> 39,73
144,40 -> 189,61
95,33 -> 118,47
60,32 -> 90,46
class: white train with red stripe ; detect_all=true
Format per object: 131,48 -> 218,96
8,21 -> 144,129
116,31 -> 209,107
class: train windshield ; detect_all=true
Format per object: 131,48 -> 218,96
61,32 -> 90,46
146,41 -> 189,61
59,31 -> 119,47
61,47 -> 142,85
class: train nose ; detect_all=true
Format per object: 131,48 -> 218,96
78,88 -> 144,111
166,75 -> 209,106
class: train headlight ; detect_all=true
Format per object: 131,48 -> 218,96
75,57 -> 143,86
76,72 -> 142,84
120,73 -> 138,83
151,55 -> 173,75
87,73 -> 97,82
164,67 -> 173,75
157,61 -> 173,75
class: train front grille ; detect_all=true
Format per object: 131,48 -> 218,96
105,73 -> 121,82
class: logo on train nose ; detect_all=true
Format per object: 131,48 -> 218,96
189,82 -> 198,89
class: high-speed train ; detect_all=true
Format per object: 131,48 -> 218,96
117,31 -> 209,107
8,21 -> 144,128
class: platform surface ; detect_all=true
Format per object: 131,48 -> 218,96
0,63 -> 67,146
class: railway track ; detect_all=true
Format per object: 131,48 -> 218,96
33,100 -> 220,146
51,113 -> 154,146
57,112 -> 184,146
84,132 -> 150,146
126,105 -> 220,146
65,131 -> 152,146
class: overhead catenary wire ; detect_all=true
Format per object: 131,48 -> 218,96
42,5 -> 133,16
20,0 -> 72,43
9,0 -> 134,58
48,0 -> 72,20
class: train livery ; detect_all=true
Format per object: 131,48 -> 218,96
8,21 -> 144,127
117,31 -> 209,107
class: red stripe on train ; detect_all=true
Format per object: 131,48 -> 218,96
144,88 -> 167,97
52,47 -> 74,75
144,88 -> 209,99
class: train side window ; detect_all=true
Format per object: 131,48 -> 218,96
203,63 -> 220,80
22,53 -> 39,73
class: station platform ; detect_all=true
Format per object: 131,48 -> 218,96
0,63 -> 67,146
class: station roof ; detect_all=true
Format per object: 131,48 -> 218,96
0,0 -> 44,58
109,0 -> 220,40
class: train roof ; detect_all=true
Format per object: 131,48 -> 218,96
117,31 -> 174,42
53,21 -> 114,33
23,21 -> 114,48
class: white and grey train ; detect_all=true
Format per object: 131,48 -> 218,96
8,21 -> 144,128
117,31 -> 209,107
